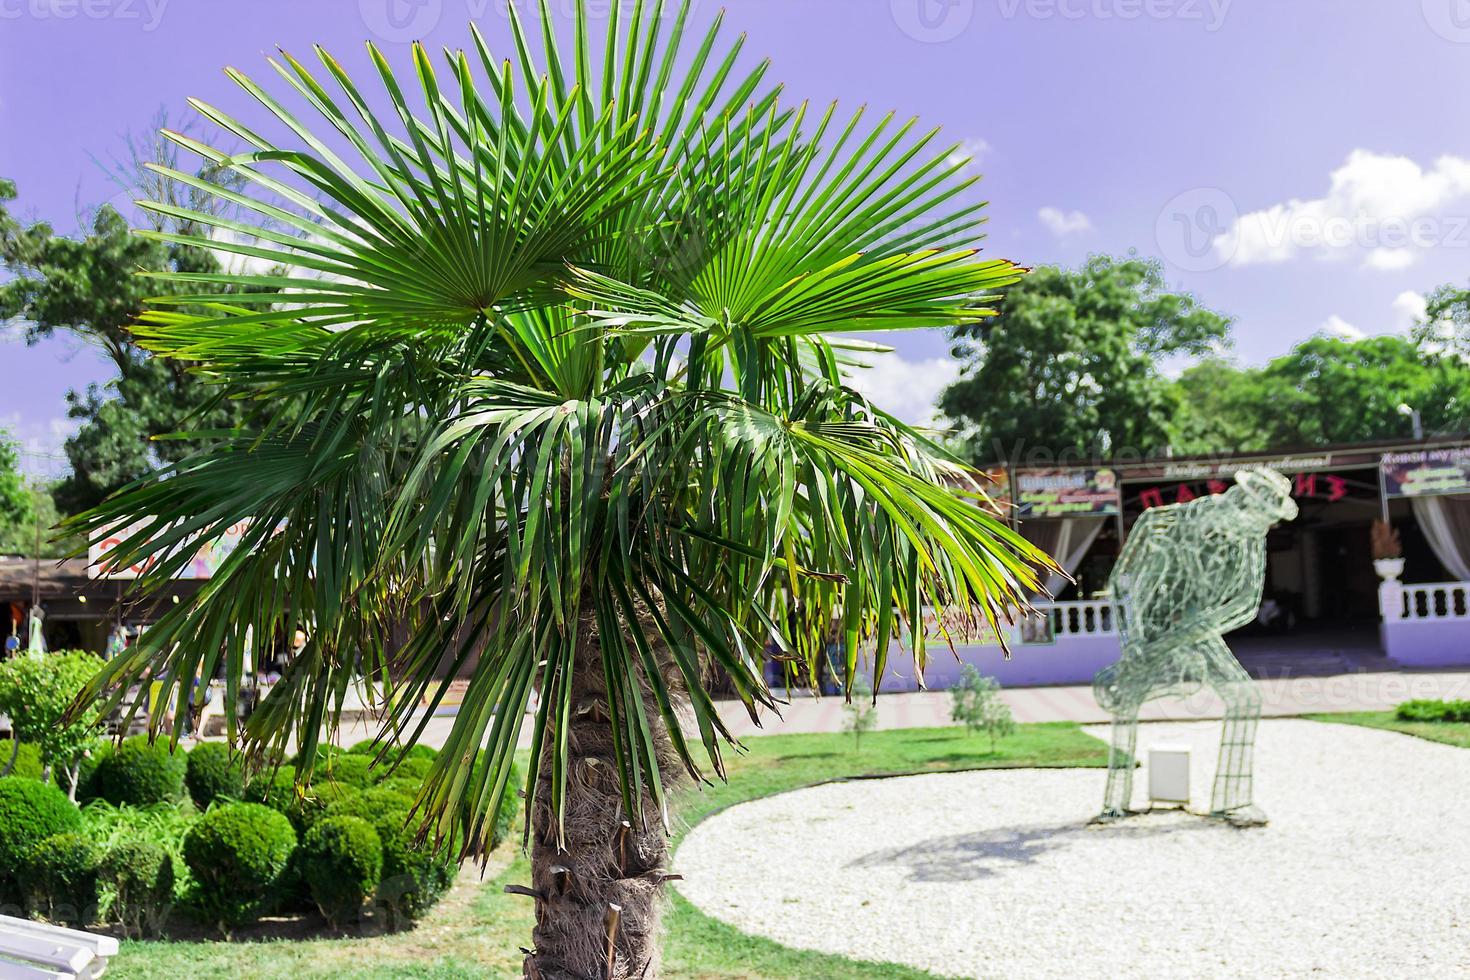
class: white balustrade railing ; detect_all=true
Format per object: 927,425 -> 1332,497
1041,598 -> 1118,638
1386,581 -> 1470,621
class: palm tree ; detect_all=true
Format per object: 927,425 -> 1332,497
73,3 -> 1053,975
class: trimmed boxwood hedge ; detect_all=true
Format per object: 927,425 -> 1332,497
186,742 -> 245,809
101,838 -> 175,937
23,833 -> 102,926
0,739 -> 43,780
298,815 -> 382,927
94,736 -> 186,806
183,802 -> 297,928
1397,699 -> 1470,723
0,778 -> 83,912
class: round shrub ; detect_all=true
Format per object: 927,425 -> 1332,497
320,753 -> 374,790
378,828 -> 456,926
186,742 -> 245,809
101,839 -> 175,937
376,777 -> 422,800
183,802 -> 296,928
0,778 -> 82,912
23,833 -> 102,926
245,769 -> 358,833
0,740 -> 43,780
298,816 -> 382,927
323,786 -> 414,826
384,755 -> 432,783
95,736 -> 186,806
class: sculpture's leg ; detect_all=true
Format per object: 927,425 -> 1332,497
1095,702 -> 1141,822
1204,639 -> 1266,826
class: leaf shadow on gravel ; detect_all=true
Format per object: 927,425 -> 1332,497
848,816 -> 1224,883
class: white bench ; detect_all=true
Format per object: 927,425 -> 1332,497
0,916 -> 118,979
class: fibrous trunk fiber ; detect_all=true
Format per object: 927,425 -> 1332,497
523,618 -> 680,980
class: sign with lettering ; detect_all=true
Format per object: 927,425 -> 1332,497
1381,447 -> 1470,498
1130,471 -> 1369,511
1015,468 -> 1121,518
89,520 -> 255,579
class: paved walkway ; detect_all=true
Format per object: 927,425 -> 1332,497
262,667 -> 1470,751
714,668 -> 1470,737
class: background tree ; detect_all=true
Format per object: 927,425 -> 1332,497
0,124 -> 266,514
940,254 -> 1232,464
71,6 -> 1053,976
0,650 -> 107,793
0,429 -> 33,540
1417,279 -> 1470,357
1168,335 -> 1470,452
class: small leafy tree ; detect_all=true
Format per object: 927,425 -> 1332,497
0,651 -> 107,792
949,665 -> 1015,751
842,673 -> 879,750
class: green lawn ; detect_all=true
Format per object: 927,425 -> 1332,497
111,722 -> 1109,978
1305,711 -> 1470,749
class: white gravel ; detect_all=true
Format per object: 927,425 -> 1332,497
674,719 -> 1470,979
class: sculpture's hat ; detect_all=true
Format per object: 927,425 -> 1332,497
1233,467 -> 1299,521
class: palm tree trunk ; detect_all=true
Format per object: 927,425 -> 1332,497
523,615 -> 680,980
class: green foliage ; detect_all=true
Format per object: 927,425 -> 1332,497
22,832 -> 102,926
0,136 -> 262,514
0,777 -> 83,910
490,762 -> 521,851
0,739 -> 43,780
0,650 -> 107,774
298,816 -> 383,928
378,829 -> 457,927
319,786 -> 453,925
0,428 -> 33,535
949,665 -> 1016,751
67,739 -> 112,802
319,753 -> 374,789
1418,279 -> 1470,359
942,255 -> 1232,462
1396,699 -> 1470,723
185,741 -> 245,808
1169,336 -> 1470,453
842,674 -> 880,750
101,838 -> 175,937
243,767 -> 356,832
182,802 -> 296,928
95,735 -> 186,806
68,5 -> 1055,883
0,478 -> 86,559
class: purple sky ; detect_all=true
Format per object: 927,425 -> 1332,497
5,0 -> 1470,474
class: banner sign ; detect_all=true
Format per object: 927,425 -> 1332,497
1129,471 -> 1373,512
1381,447 -> 1470,498
89,520 -> 254,580
1015,468 -> 1121,518
975,466 -> 1012,519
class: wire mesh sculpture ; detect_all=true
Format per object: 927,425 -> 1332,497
1093,468 -> 1298,826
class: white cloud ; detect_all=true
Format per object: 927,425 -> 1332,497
843,354 -> 959,426
1217,150 -> 1470,270
1392,290 -> 1429,332
1038,207 -> 1092,239
1320,315 -> 1365,341
947,138 -> 992,174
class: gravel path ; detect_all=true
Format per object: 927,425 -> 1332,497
674,719 -> 1470,978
